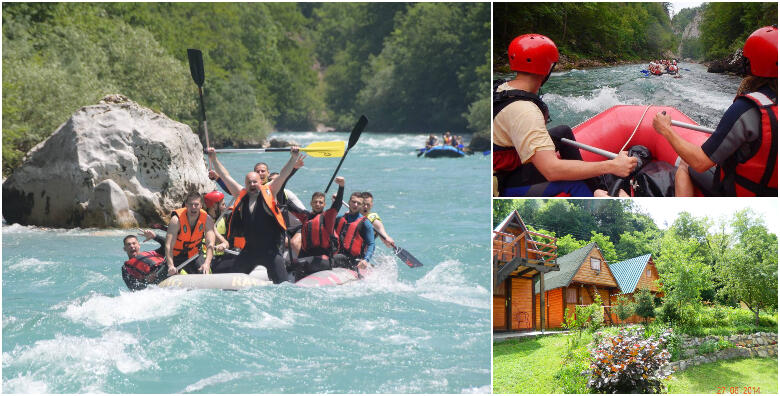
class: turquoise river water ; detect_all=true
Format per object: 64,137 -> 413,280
2,132 -> 492,393
502,62 -> 743,130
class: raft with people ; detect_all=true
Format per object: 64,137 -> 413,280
419,145 -> 466,158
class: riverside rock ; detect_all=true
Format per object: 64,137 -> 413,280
2,94 -> 213,228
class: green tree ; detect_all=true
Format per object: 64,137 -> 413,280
655,232 -> 712,317
587,232 -> 618,263
634,288 -> 656,325
614,295 -> 636,325
717,209 -> 778,325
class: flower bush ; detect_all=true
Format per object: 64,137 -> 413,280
588,326 -> 672,393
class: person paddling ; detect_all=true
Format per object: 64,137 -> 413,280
165,192 -> 216,275
121,229 -> 167,290
333,192 -> 375,270
493,33 -> 637,197
359,191 -> 395,249
653,25 -> 778,197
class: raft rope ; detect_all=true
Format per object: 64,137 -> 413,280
619,104 -> 652,153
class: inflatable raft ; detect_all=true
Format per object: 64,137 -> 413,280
158,272 -> 272,290
421,145 -> 465,158
296,267 -> 370,287
572,105 -> 710,166
157,266 -> 369,290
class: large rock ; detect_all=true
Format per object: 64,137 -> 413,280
2,94 -> 213,228
707,49 -> 745,74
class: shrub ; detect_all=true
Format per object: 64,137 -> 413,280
634,288 -> 656,324
588,326 -> 672,393
614,295 -> 636,325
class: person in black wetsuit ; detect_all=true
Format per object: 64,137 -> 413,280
209,147 -> 305,283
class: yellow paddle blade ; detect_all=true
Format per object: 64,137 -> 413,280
301,140 -> 345,158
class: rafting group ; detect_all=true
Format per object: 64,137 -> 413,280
646,59 -> 680,77
418,131 -> 467,158
121,146 -> 401,290
494,26 -> 777,197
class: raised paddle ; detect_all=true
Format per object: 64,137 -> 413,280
212,140 -> 346,158
340,201 -> 423,268
324,115 -> 367,193
187,49 -> 211,154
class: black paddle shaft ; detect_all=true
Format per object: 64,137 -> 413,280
187,49 -> 210,148
324,115 -> 367,193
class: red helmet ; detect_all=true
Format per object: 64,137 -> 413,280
508,34 -> 559,76
204,190 -> 224,209
743,25 -> 777,77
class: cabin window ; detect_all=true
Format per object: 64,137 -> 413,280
566,288 -> 577,303
646,269 -> 652,278
590,257 -> 601,272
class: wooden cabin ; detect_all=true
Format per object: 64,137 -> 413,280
493,211 -> 558,332
533,243 -> 620,329
608,254 -> 663,324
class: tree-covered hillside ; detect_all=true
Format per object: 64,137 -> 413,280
2,3 -> 489,175
494,2 -> 677,70
673,2 -> 777,61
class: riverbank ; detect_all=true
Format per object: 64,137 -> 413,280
495,54 -> 657,74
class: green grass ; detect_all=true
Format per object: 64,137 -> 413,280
493,334 -> 589,394
494,329 -> 778,394
666,357 -> 778,394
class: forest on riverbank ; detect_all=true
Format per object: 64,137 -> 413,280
673,2 -> 777,61
494,2 -> 676,71
2,3 -> 489,176
494,2 -> 777,71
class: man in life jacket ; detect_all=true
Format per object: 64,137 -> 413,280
164,192 -> 216,275
121,229 -> 167,290
208,147 -> 304,283
287,176 -> 346,280
333,192 -> 375,270
653,25 -> 778,197
494,33 -> 637,197
359,191 -> 395,249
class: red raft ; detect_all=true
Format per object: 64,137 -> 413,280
572,105 -> 710,166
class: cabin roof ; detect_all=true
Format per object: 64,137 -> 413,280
534,242 -> 597,293
608,253 -> 652,294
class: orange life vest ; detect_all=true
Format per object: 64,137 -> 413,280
226,185 -> 287,250
334,216 -> 367,259
123,251 -> 165,281
718,91 -> 778,196
302,212 -> 332,256
172,207 -> 207,259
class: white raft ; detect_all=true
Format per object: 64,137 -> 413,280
158,267 -> 272,290
157,266 -> 370,289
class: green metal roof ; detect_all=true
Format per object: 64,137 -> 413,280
534,243 -> 597,294
608,254 -> 652,294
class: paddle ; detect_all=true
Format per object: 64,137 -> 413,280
151,253 -> 202,283
560,138 -> 617,159
417,148 -> 427,157
213,140 -> 346,158
324,115 -> 367,193
660,111 -> 715,134
340,201 -> 423,268
187,49 -> 211,162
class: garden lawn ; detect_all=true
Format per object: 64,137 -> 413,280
493,334 -> 589,394
666,357 -> 778,394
